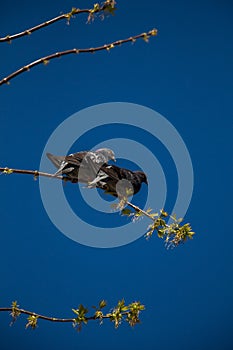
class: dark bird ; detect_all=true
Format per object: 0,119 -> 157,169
89,164 -> 148,198
47,148 -> 116,183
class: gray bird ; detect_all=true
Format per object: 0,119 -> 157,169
47,148 -> 116,183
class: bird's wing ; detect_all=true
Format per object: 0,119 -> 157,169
100,165 -> 134,182
88,164 -> 127,187
53,152 -> 87,177
64,152 -> 86,166
79,151 -> 110,182
95,165 -> 141,195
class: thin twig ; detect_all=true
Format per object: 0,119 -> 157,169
126,201 -> 154,220
0,2 -> 112,43
0,10 -> 88,43
0,307 -> 75,323
0,299 -> 145,330
0,166 -> 160,222
0,29 -> 157,86
0,167 -> 63,181
0,165 -> 162,223
0,306 -> 125,322
0,164 -> 194,246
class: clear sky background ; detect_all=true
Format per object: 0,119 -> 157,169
0,0 -> 233,349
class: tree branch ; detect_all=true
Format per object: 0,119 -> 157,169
0,29 -> 158,86
0,166 -> 62,180
0,1 -> 116,43
0,307 -> 74,323
0,299 -> 145,331
0,165 -> 195,247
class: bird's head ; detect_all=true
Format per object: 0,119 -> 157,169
96,148 -> 116,162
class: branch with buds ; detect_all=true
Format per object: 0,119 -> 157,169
0,1 -> 116,43
0,166 -> 195,248
0,299 -> 144,332
0,29 -> 157,86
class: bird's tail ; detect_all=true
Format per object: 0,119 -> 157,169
46,153 -> 65,169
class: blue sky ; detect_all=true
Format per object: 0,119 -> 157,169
0,0 -> 233,349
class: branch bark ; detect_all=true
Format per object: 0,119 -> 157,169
0,1 -> 115,43
0,29 -> 157,86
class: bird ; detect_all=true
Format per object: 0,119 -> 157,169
46,148 -> 116,183
89,164 -> 148,198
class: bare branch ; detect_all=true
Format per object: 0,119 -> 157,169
0,29 -> 158,86
0,166 -> 63,181
0,1 -> 116,43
